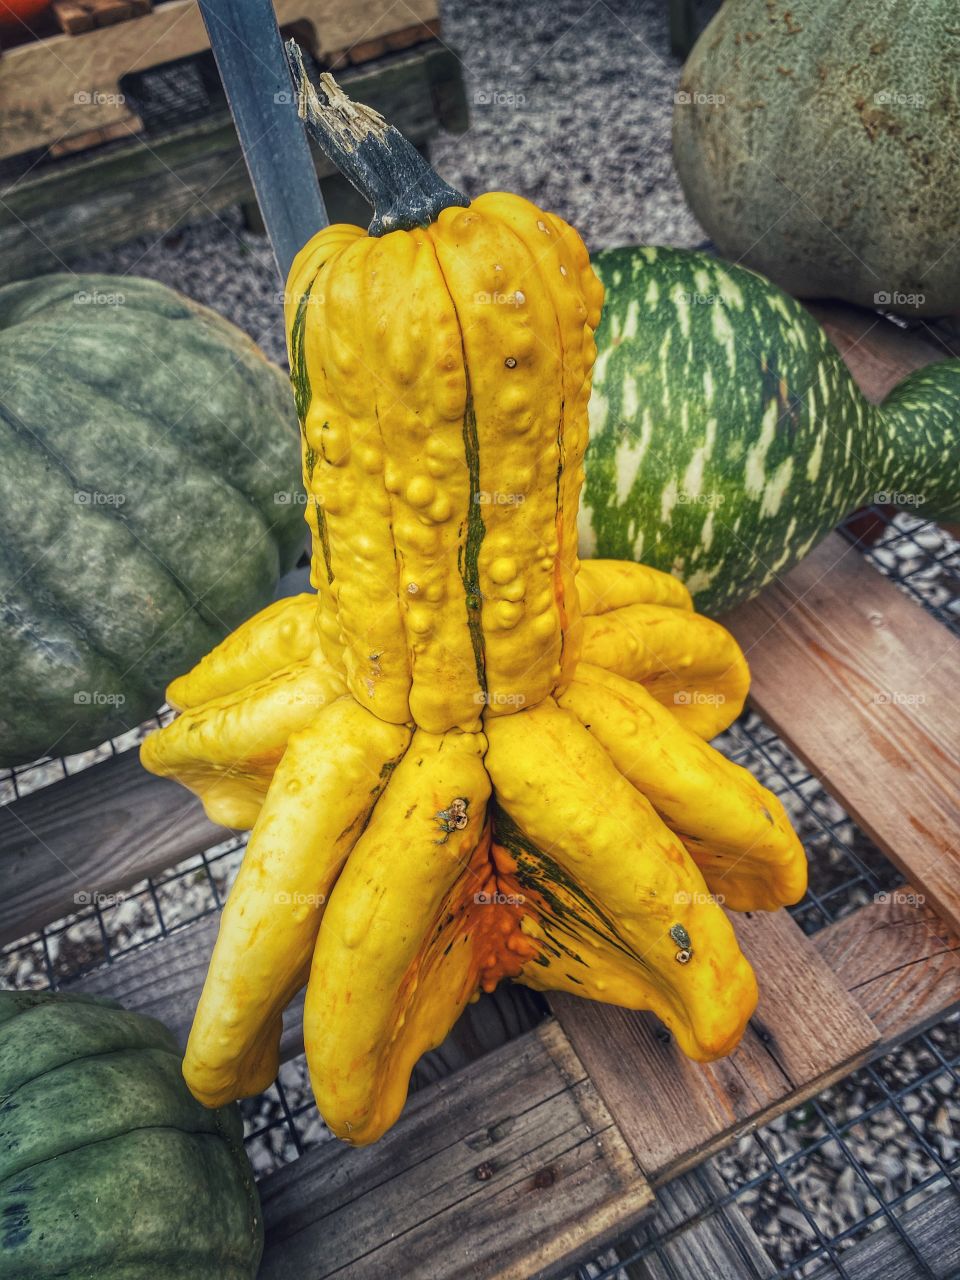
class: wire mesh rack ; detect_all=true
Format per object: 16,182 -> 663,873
1,505 -> 957,1280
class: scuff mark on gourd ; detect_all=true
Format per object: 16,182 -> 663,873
435,796 -> 469,842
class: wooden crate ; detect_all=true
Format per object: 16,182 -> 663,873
0,0 -> 441,160
0,1 -> 463,283
0,305 -> 958,1277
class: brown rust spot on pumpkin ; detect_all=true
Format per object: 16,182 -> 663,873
853,97 -> 902,143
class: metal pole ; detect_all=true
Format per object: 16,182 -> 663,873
197,0 -> 329,280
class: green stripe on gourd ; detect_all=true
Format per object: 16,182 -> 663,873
580,246 -> 960,616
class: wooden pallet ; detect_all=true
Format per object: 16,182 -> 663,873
53,0 -> 153,37
0,0 -> 441,160
0,0 -> 462,284
1,303 -> 959,1277
0,41 -> 466,283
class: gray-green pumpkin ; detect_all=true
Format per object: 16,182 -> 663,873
0,274 -> 307,766
0,989 -> 262,1279
672,0 -> 960,316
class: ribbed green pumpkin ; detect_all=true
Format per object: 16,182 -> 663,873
580,246 -> 960,615
0,274 -> 306,766
0,990 -> 262,1279
672,0 -> 960,315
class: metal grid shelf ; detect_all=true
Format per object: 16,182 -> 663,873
1,506 -> 957,1279
585,1021 -> 959,1280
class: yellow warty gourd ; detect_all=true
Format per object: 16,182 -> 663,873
141,64 -> 807,1145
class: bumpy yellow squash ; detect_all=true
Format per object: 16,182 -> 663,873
141,63 -> 807,1145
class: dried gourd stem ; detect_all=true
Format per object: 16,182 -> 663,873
285,39 -> 469,237
292,57 -> 389,148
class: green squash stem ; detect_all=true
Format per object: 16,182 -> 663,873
285,40 -> 469,236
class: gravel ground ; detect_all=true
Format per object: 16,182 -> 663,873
864,511 -> 960,626
7,0 -> 957,1273
427,0 -> 707,251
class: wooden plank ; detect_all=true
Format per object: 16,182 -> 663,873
549,889 -> 960,1189
73,912 -> 545,1093
626,1163 -> 776,1278
550,908 -> 879,1185
0,0 -> 440,158
342,17 -> 442,63
807,1186 -> 960,1280
342,22 -> 446,66
812,884 -> 960,1044
0,44 -> 467,282
0,751 -> 224,948
257,1020 -> 653,1280
725,534 -> 960,935
87,0 -> 137,28
385,18 -> 441,52
345,36 -> 390,64
54,1 -> 97,34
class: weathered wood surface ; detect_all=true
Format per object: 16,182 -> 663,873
0,0 -> 440,157
69,884 -> 959,1274
548,887 -> 960,1187
623,1161 -> 776,1279
725,532 -> 960,938
0,44 -> 467,282
813,883 -> 960,1045
550,908 -> 879,1185
257,1020 -> 653,1280
70,875 -> 958,1104
0,750 -> 223,949
73,913 -> 546,1093
69,881 -> 960,1157
808,1186 -> 960,1280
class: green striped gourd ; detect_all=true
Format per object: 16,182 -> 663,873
580,246 -> 960,615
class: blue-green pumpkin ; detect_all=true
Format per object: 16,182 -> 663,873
0,990 -> 263,1279
0,274 -> 306,766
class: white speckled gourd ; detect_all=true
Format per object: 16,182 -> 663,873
580,246 -> 960,615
